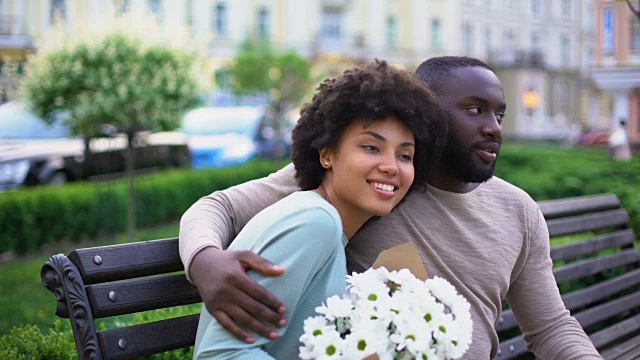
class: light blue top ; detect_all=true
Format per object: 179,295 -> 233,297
193,191 -> 348,359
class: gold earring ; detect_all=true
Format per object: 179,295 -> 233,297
323,162 -> 331,169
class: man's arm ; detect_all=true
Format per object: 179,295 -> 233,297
506,208 -> 602,359
179,163 -> 300,343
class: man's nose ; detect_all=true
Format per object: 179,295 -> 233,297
482,114 -> 503,140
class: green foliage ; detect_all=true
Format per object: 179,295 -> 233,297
0,312 -> 197,359
0,320 -> 77,360
20,32 -> 202,137
0,161 -> 285,254
226,39 -> 312,107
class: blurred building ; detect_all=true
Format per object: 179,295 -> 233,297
459,0 -> 598,141
593,0 -> 640,145
0,0 -> 609,142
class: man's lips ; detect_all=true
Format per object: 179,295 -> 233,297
474,141 -> 500,163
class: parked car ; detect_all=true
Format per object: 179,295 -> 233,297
181,106 -> 294,169
0,102 -> 191,192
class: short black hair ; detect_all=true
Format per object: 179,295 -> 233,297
291,60 -> 447,191
414,56 -> 494,94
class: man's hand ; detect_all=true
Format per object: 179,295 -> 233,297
190,247 -> 286,343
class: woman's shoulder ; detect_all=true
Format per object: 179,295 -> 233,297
253,191 -> 342,232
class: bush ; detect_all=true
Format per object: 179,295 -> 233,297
1,309 -> 199,360
0,161 -> 285,254
0,320 -> 76,360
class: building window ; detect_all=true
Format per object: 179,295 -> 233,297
462,23 -> 473,55
561,35 -> 570,66
561,0 -> 570,18
321,7 -> 343,40
114,0 -> 130,15
503,30 -> 515,53
214,2 -> 227,37
632,17 -> 640,51
148,0 -> 161,14
506,0 -> 514,11
387,16 -> 398,48
148,0 -> 162,22
531,0 -> 540,15
585,5 -> 593,31
484,27 -> 491,58
530,32 -> 539,50
431,18 -> 442,49
603,7 -> 615,53
50,0 -> 66,24
256,7 -> 270,40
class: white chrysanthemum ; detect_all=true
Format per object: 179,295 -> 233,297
311,329 -> 345,359
385,268 -> 424,292
315,295 -> 353,321
342,325 -> 378,359
302,316 -> 332,338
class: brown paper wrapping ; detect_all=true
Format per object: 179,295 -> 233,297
371,242 -> 428,281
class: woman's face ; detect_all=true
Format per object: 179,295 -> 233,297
320,116 -> 415,221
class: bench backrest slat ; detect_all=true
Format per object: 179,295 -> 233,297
98,314 -> 199,360
538,193 -> 620,219
560,267 -> 640,311
87,274 -> 201,318
546,208 -> 629,237
550,229 -> 635,261
68,238 -> 182,284
574,291 -> 640,330
590,313 -> 640,350
552,248 -> 640,284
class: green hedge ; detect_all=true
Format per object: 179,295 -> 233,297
0,161 -> 285,254
494,144 -> 640,236
1,145 -> 638,254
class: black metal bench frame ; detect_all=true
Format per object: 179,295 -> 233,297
41,193 -> 639,359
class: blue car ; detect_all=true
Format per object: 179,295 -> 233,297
181,106 -> 294,169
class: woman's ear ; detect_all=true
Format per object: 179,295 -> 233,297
319,148 -> 333,169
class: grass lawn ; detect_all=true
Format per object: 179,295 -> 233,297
0,222 -> 180,335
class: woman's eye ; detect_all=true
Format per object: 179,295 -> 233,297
399,154 -> 413,161
362,145 -> 378,152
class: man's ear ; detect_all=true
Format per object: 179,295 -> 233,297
319,148 -> 333,169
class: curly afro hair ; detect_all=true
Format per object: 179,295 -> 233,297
291,60 -> 447,191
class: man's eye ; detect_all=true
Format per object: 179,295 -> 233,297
496,112 -> 505,124
467,106 -> 481,114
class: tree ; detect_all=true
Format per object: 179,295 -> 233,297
19,11 -> 204,241
224,39 -> 313,158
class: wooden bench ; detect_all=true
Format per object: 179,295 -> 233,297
497,193 -> 640,359
41,193 -> 639,359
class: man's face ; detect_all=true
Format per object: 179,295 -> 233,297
436,66 -> 506,183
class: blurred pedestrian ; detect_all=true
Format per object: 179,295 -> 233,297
608,118 -> 632,161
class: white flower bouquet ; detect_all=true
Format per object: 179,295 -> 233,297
299,267 -> 473,360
